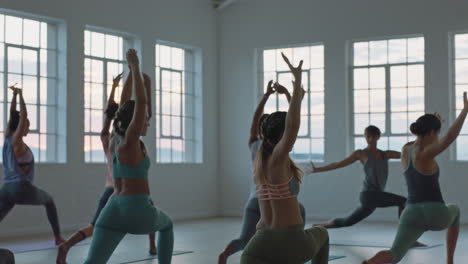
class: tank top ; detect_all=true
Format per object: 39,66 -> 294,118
362,148 -> 388,192
2,137 -> 35,183
404,146 -> 444,204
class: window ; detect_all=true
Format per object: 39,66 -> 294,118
261,45 -> 325,162
0,12 -> 65,162
454,33 -> 468,160
155,43 -> 202,163
84,29 -> 133,163
352,36 -> 425,151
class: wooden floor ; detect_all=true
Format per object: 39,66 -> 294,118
1,217 -> 468,263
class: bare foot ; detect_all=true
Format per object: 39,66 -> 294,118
56,243 -> 69,264
55,236 -> 65,246
411,241 -> 426,248
313,220 -> 336,229
149,246 -> 157,255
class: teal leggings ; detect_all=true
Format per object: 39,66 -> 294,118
84,194 -> 173,264
390,202 -> 460,263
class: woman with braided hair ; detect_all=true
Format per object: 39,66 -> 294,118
56,71 -> 156,264
218,81 -> 306,264
240,53 -> 329,264
84,49 -> 173,264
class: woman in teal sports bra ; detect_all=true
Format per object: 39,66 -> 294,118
84,49 -> 173,264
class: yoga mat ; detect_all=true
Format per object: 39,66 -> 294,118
329,255 -> 346,261
331,240 -> 443,249
13,236 -> 192,264
0,240 -> 90,254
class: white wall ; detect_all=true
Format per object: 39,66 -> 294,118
218,0 -> 468,223
0,0 -> 219,236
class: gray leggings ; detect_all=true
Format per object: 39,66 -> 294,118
333,191 -> 406,228
226,197 -> 306,253
0,181 -> 61,236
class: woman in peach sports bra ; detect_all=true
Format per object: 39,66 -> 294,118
240,53 -> 329,264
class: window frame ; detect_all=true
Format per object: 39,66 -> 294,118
450,30 -> 468,162
155,40 -> 203,164
83,26 -> 136,163
0,9 -> 65,163
257,42 -> 326,163
349,34 -> 425,153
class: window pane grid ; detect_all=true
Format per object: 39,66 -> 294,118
84,29 -> 126,163
156,43 -> 200,163
0,12 -> 60,162
262,45 -> 325,162
454,33 -> 468,160
353,36 -> 425,151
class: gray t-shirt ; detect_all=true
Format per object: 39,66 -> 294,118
248,140 -> 261,198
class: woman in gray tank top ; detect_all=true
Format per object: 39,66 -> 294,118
307,126 -> 413,230
364,92 -> 467,264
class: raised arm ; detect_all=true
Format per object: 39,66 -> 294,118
143,73 -> 152,120
249,80 -> 274,145
6,84 -> 19,137
273,53 -> 305,157
120,68 -> 133,105
122,49 -> 147,146
421,92 -> 468,159
384,151 -> 401,159
12,88 -> 28,144
309,150 -> 361,174
274,82 -> 292,103
101,73 -> 122,154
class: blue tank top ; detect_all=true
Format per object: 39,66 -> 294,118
404,146 -> 444,204
112,137 -> 150,179
249,140 -> 261,198
2,137 -> 35,183
362,148 -> 388,192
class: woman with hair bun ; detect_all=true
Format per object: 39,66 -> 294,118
364,92 -> 468,264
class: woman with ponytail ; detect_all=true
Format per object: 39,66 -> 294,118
240,53 -> 329,264
57,72 -> 156,264
218,81 -> 306,264
84,49 -> 173,264
364,92 -> 468,264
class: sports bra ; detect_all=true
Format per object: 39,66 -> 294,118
257,175 -> 300,201
112,138 -> 150,179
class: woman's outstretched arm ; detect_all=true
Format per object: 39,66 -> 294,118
249,80 -> 274,145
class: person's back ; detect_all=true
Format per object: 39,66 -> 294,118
256,152 -> 303,228
241,53 -> 329,264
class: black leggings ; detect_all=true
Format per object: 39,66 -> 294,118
0,181 -> 61,236
333,191 -> 406,228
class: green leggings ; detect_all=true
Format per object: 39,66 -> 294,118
241,225 -> 329,264
84,194 -> 173,264
390,202 -> 460,263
